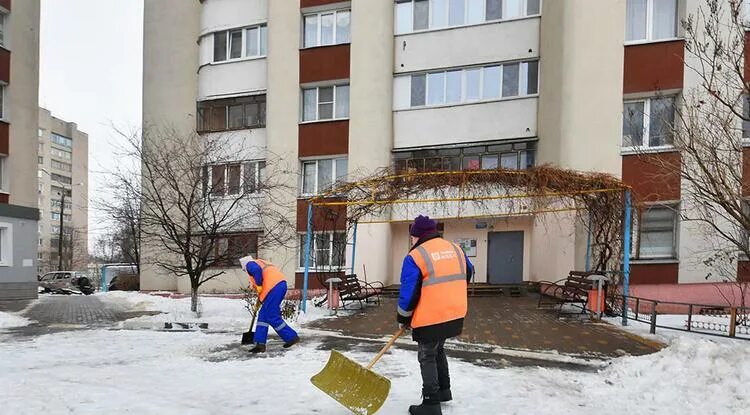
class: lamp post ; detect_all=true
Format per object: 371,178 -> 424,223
40,168 -> 83,271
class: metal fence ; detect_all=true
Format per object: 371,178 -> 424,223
611,294 -> 750,340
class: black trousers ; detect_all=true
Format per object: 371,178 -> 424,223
417,339 -> 449,397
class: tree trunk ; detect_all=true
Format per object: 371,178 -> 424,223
191,286 -> 198,313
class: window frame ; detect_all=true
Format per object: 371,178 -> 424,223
211,23 -> 268,63
404,60 -> 539,110
621,95 -> 676,151
395,0 -> 542,35
298,231 -> 348,270
205,160 -> 265,198
0,83 -> 6,121
303,9 -> 352,48
0,155 -> 6,192
301,84 -> 350,122
300,157 -> 348,196
0,223 -> 13,267
50,133 -> 73,148
393,141 -> 535,174
197,94 -> 267,133
624,0 -> 679,44
635,203 -> 679,260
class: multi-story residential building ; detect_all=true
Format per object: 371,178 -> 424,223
0,0 -> 41,301
141,0 -> 747,299
37,108 -> 88,274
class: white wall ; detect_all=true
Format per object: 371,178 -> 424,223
198,58 -> 267,100
529,211 -> 577,282
394,18 -> 540,74
394,98 -> 537,148
200,0 -> 267,35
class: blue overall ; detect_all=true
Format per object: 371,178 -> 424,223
246,262 -> 298,345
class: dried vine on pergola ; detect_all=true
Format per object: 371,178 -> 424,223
309,166 -> 630,276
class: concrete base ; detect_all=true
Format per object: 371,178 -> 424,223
0,282 -> 38,301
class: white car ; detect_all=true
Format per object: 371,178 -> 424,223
38,271 -> 95,295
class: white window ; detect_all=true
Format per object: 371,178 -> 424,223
50,133 -> 72,148
302,85 -> 350,121
299,232 -> 347,268
622,96 -> 675,148
51,160 -> 72,172
304,10 -> 351,48
637,205 -> 678,259
50,147 -> 72,160
743,95 -> 750,140
301,158 -> 348,196
406,60 -> 539,108
0,223 -> 11,266
205,161 -> 264,197
212,24 -> 268,62
395,0 -> 541,34
0,156 -> 5,191
0,13 -> 5,47
0,84 -> 5,120
625,0 -> 677,43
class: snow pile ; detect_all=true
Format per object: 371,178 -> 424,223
2,324 -> 748,414
0,311 -> 31,329
97,291 -> 330,331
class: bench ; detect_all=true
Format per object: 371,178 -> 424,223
337,274 -> 384,309
537,271 -> 595,316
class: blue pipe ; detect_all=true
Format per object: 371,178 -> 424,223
351,220 -> 358,275
622,190 -> 632,326
301,202 -> 313,313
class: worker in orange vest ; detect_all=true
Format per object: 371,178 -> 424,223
240,255 -> 300,353
397,215 -> 473,415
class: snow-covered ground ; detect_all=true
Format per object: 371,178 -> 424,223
0,310 -> 32,329
1,293 -> 748,414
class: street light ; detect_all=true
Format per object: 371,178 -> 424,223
39,168 -> 83,271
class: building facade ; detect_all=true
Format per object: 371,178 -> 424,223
37,108 -> 89,275
142,0 -> 748,295
0,0 -> 41,300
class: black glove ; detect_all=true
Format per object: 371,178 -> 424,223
396,312 -> 412,327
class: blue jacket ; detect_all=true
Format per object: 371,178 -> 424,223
397,237 -> 474,322
245,261 -> 263,287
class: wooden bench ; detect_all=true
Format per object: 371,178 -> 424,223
338,274 -> 383,309
537,271 -> 594,316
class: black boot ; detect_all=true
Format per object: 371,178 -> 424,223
249,343 -> 266,354
408,397 -> 442,415
436,388 -> 452,403
283,336 -> 300,348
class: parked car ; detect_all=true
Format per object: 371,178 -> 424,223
107,273 -> 139,291
38,271 -> 95,295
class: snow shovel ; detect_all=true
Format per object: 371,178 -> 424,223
241,298 -> 261,345
311,327 -> 405,415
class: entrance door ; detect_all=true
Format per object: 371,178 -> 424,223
487,231 -> 524,284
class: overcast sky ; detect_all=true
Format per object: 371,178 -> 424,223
39,0 -> 144,251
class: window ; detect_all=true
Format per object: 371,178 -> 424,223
50,212 -> 71,222
395,0 -> 541,34
302,85 -> 350,121
50,147 -> 72,160
51,186 -> 72,198
0,223 -> 11,267
51,173 -> 72,185
622,96 -> 675,148
212,24 -> 267,62
0,13 -> 5,47
38,128 -> 44,138
637,205 -> 678,259
38,156 -> 43,164
51,160 -> 72,172
301,158 -> 347,196
197,94 -> 266,132
0,84 -> 5,120
0,156 -> 5,190
205,161 -> 264,197
51,199 -> 72,211
743,95 -> 750,140
406,60 -> 539,108
625,0 -> 677,42
51,133 -> 73,148
304,10 -> 351,48
299,232 -> 347,268
394,141 -> 536,173
211,233 -> 259,267
50,225 -> 73,236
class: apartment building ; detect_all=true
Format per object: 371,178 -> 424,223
0,0 -> 41,301
142,0 -> 745,295
37,108 -> 89,274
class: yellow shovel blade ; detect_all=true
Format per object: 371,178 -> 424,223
311,350 -> 391,415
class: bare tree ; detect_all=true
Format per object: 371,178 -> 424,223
634,0 -> 750,306
96,182 -> 142,275
105,126 -> 296,312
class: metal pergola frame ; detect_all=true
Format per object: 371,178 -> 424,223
299,170 -> 633,326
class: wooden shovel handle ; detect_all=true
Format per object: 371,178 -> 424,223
367,327 -> 406,369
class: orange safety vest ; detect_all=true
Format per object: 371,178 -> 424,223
249,259 -> 285,302
408,238 -> 468,329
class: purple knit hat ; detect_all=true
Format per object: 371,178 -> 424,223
410,215 -> 437,238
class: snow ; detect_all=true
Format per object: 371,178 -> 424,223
97,291 -> 331,331
0,311 -> 32,329
2,293 -> 748,414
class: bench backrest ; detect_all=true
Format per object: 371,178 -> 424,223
339,274 -> 362,294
